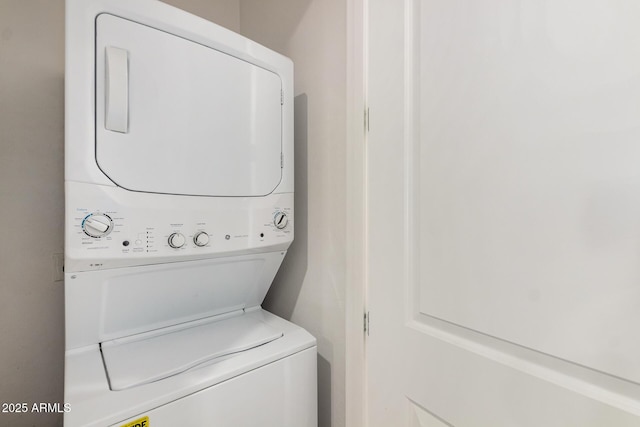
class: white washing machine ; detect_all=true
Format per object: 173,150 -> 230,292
64,1 -> 317,426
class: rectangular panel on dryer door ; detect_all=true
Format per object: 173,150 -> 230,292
95,14 -> 283,197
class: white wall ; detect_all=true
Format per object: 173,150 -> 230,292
239,2 -> 347,427
0,2 -> 239,426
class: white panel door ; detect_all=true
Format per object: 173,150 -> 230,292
95,14 -> 283,197
366,1 -> 640,425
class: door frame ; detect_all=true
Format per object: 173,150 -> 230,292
345,0 -> 367,426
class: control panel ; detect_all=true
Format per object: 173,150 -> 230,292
65,182 -> 294,272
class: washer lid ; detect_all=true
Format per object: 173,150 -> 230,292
95,14 -> 283,197
101,312 -> 283,391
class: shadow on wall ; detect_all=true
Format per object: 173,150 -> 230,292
263,94 -> 308,319
263,95 -> 332,427
318,352 -> 332,427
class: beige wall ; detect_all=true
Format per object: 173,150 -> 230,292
0,2 -> 66,426
239,2 -> 347,427
164,0 -> 240,30
0,2 -> 239,426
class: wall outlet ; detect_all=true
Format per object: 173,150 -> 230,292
53,253 -> 64,282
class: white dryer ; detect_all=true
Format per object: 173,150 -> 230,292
64,1 -> 317,426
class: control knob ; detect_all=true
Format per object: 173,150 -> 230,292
168,232 -> 186,248
82,213 -> 113,238
194,231 -> 209,247
274,212 -> 289,230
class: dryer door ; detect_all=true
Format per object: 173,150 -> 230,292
95,14 -> 283,197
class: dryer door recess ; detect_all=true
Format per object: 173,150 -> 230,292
95,14 -> 283,197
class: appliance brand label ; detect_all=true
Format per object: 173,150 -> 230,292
120,416 -> 149,427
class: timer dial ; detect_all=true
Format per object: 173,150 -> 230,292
168,232 -> 186,248
194,231 -> 209,247
82,213 -> 113,238
274,212 -> 289,230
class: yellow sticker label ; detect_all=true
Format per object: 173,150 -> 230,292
120,416 -> 149,427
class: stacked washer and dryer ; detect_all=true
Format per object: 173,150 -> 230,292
64,1 -> 317,426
